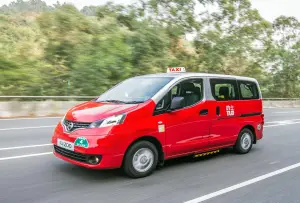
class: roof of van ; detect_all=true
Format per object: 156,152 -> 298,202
137,72 -> 258,82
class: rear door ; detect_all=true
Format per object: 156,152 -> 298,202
237,80 -> 264,139
237,80 -> 262,117
209,78 -> 241,147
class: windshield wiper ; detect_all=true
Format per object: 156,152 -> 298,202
98,100 -> 144,104
98,100 -> 127,104
124,101 -> 144,104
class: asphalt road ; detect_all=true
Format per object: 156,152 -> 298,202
1,108 -> 300,203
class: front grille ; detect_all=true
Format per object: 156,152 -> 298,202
63,119 -> 91,132
54,145 -> 101,164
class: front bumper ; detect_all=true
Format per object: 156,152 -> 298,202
53,147 -> 124,169
52,124 -> 124,169
54,145 -> 102,164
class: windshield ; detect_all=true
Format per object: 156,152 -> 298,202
97,77 -> 174,104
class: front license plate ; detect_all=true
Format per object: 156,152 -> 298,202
57,138 -> 74,151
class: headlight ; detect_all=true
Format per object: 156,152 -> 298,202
89,114 -> 126,128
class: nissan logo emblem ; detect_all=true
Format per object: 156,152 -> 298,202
66,122 -> 74,131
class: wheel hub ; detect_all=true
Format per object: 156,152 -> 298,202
140,156 -> 148,164
132,148 -> 154,173
241,133 -> 251,150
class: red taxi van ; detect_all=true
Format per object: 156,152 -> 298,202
52,68 -> 264,178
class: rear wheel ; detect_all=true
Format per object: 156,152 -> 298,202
234,128 -> 253,154
123,141 -> 158,178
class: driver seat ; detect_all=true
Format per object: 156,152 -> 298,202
181,83 -> 200,107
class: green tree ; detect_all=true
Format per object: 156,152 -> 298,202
195,0 -> 271,81
267,16 -> 300,97
81,6 -> 98,16
0,0 -> 53,14
0,14 -> 45,95
38,5 -> 133,95
1,0 -> 299,98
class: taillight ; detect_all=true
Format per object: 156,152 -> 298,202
261,113 -> 265,125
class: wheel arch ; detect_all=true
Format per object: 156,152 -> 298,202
241,124 -> 256,144
123,136 -> 164,166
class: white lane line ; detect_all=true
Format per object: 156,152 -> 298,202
0,144 -> 52,151
0,125 -> 56,131
0,121 -> 296,151
184,162 -> 300,203
273,111 -> 300,114
0,152 -> 52,161
264,121 -> 300,128
0,120 -> 298,131
0,117 -> 61,121
0,121 -> 298,131
265,119 -> 300,124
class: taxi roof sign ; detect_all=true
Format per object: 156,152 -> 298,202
167,67 -> 186,73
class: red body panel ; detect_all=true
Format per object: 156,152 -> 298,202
65,101 -> 140,122
52,98 -> 264,169
209,99 -> 263,148
164,100 -> 210,157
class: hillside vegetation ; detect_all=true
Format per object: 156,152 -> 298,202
1,0 -> 300,97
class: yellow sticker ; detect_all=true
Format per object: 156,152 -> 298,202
194,150 -> 220,158
158,124 -> 165,133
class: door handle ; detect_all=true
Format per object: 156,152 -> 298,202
216,106 -> 220,116
200,109 -> 208,115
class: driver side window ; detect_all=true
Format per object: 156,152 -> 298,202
155,85 -> 179,111
154,79 -> 203,115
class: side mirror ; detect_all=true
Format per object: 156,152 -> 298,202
170,96 -> 185,110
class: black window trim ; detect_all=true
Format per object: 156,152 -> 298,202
153,77 -> 204,116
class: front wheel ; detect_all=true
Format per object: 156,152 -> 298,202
234,128 -> 253,154
123,141 -> 158,178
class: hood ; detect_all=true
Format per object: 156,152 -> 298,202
65,101 -> 140,122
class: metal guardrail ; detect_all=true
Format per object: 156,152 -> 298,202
263,98 -> 300,101
0,96 -> 97,99
0,96 -> 299,100
0,96 -> 97,101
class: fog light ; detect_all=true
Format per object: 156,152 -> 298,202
87,156 -> 100,165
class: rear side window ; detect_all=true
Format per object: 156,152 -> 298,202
238,81 -> 259,100
210,79 -> 238,101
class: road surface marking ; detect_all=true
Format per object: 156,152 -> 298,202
0,144 -> 52,151
265,119 -> 300,124
0,152 -> 52,161
273,111 -> 300,114
0,125 -> 56,131
0,119 -> 298,131
2,119 -> 296,152
264,121 -> 300,128
0,117 -> 61,121
184,162 -> 300,203
269,161 -> 280,165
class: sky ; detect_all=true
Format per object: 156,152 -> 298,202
1,0 -> 300,22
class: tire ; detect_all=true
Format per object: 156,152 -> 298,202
234,128 -> 254,154
123,141 -> 158,178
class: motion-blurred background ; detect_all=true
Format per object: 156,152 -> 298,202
0,0 -> 299,98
